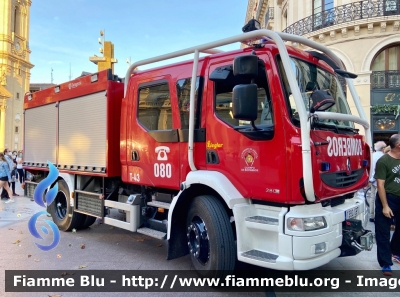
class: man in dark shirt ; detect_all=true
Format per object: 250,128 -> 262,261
374,134 -> 400,276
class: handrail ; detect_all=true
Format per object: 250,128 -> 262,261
124,29 -> 370,203
283,0 -> 399,36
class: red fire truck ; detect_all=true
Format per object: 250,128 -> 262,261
24,24 -> 374,277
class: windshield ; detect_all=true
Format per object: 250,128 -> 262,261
278,57 -> 354,129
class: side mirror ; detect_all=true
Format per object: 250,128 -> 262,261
232,84 -> 258,121
335,69 -> 358,79
233,55 -> 258,78
310,90 -> 335,113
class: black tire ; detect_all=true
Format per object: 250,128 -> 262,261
80,215 -> 97,229
186,195 -> 236,278
47,179 -> 85,231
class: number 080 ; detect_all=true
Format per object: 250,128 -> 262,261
154,163 -> 172,178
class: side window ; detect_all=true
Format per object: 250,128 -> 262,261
176,77 -> 203,129
214,69 -> 273,126
138,82 -> 172,130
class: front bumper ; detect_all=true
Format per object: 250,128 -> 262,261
233,194 -> 374,271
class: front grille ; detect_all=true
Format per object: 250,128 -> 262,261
321,168 -> 364,188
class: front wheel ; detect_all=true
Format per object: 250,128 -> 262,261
47,179 -> 85,231
186,195 -> 236,278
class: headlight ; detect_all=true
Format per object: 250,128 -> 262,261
287,216 -> 327,231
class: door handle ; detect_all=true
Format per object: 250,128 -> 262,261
206,150 -> 220,164
131,150 -> 140,161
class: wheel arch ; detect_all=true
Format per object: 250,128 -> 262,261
58,173 -> 75,207
166,170 -> 248,260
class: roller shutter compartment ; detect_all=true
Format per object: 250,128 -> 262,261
58,91 -> 107,172
24,104 -> 57,166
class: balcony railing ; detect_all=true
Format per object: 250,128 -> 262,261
283,0 -> 400,36
371,70 -> 400,89
265,8 -> 274,25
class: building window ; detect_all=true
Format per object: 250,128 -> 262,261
384,0 -> 399,15
16,92 -> 19,99
13,6 -> 21,35
313,0 -> 334,28
138,82 -> 172,131
313,0 -> 333,14
374,117 -> 396,130
371,45 -> 400,89
15,126 -> 19,133
372,45 -> 400,71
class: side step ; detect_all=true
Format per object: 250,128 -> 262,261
103,200 -> 140,232
241,250 -> 278,263
244,216 -> 279,231
137,227 -> 167,240
147,201 -> 171,209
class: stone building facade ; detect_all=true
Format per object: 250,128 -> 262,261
245,0 -> 400,143
0,0 -> 33,151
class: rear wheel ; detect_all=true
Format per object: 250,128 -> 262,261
186,195 -> 236,278
47,180 -> 85,231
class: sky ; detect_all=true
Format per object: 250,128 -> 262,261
29,0 -> 249,84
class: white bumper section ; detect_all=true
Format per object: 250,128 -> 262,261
233,195 -> 366,270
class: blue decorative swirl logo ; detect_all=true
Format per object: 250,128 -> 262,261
28,162 -> 60,251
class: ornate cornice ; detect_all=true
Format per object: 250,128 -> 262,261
0,34 -> 13,43
0,52 -> 33,69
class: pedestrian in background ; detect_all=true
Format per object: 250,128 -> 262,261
10,151 -> 18,196
383,145 -> 396,231
16,151 -> 24,187
12,150 -> 18,180
374,134 -> 400,276
0,152 -> 14,203
1,148 -> 16,199
369,141 -> 386,222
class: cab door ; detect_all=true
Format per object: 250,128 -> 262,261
127,76 -> 181,190
205,56 -> 288,202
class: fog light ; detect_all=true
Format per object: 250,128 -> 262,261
315,242 -> 326,254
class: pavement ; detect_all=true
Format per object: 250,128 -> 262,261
0,183 -> 399,297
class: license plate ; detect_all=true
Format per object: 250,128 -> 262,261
345,205 -> 360,220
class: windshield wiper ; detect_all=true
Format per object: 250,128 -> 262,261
311,121 -> 357,135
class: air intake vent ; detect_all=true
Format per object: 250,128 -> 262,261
320,168 -> 364,188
